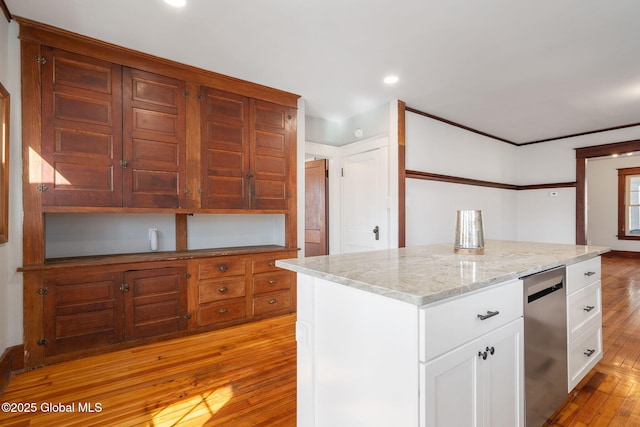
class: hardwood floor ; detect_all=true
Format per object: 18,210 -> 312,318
545,253 -> 640,426
1,253 -> 639,426
0,314 -> 297,426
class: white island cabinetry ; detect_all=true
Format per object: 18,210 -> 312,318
278,241 -> 609,427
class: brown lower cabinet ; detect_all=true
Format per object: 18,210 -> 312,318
24,247 -> 296,367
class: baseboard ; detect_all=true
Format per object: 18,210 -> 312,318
0,345 -> 24,394
606,250 -> 640,258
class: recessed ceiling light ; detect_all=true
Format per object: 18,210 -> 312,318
164,0 -> 187,7
383,75 -> 399,85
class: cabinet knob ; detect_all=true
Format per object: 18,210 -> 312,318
218,264 -> 228,272
183,313 -> 192,320
268,279 -> 277,285
268,260 -> 276,267
584,349 -> 596,357
218,286 -> 228,293
583,305 -> 595,312
269,299 -> 277,304
219,308 -> 228,314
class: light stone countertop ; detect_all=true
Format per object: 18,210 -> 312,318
276,240 -> 610,306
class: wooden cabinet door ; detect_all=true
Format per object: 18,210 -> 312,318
251,100 -> 294,210
200,87 -> 250,209
40,47 -> 123,207
123,266 -> 188,340
43,270 -> 124,357
122,68 -> 186,208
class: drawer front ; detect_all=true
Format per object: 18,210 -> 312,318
253,270 -> 293,295
199,277 -> 246,304
568,324 -> 602,391
252,251 -> 297,274
253,290 -> 292,316
198,299 -> 247,326
198,256 -> 246,280
566,257 -> 601,294
567,280 -> 601,341
420,279 -> 523,362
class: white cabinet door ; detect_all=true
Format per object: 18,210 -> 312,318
422,319 -> 524,427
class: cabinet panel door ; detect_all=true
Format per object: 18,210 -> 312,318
123,68 -> 186,208
44,270 -> 124,356
40,47 -> 123,207
250,100 -> 293,210
124,266 -> 188,340
200,87 -> 250,209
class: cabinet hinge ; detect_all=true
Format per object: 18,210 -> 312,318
184,273 -> 191,279
36,184 -> 48,193
37,339 -> 49,346
120,160 -> 129,168
35,56 -> 47,65
37,287 -> 49,295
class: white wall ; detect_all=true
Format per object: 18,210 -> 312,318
406,110 -> 640,248
587,155 -> 640,251
1,20 -> 23,351
405,112 -> 518,246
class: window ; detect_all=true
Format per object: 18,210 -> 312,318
0,82 -> 9,244
618,166 -> 640,240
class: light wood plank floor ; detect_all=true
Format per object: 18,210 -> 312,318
1,253 -> 639,426
0,314 -> 297,426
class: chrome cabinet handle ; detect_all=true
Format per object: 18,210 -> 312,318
583,305 -> 595,312
477,310 -> 500,321
584,349 -> 596,357
584,271 -> 596,277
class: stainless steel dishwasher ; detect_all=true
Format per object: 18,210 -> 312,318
522,266 -> 567,427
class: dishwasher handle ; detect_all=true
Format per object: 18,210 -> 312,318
527,282 -> 563,304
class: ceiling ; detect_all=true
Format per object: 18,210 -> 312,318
5,0 -> 640,144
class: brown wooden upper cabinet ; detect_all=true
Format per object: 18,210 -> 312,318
40,47 -> 186,208
200,87 -> 294,211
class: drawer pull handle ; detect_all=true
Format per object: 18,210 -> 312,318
584,348 -> 596,357
269,279 -> 277,284
218,287 -> 228,293
583,305 -> 595,312
584,271 -> 596,277
218,264 -> 228,272
268,261 -> 276,267
219,308 -> 228,314
269,299 -> 277,304
477,310 -> 500,321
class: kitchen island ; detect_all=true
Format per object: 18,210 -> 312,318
277,240 -> 609,427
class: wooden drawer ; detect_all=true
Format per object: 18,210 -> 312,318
253,290 -> 292,316
252,251 -> 297,274
197,299 -> 247,326
568,324 -> 602,391
197,256 -> 246,280
199,277 -> 246,304
253,270 -> 293,295
419,279 -> 523,362
567,280 -> 601,342
566,257 -> 601,294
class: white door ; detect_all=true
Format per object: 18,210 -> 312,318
342,147 -> 388,253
